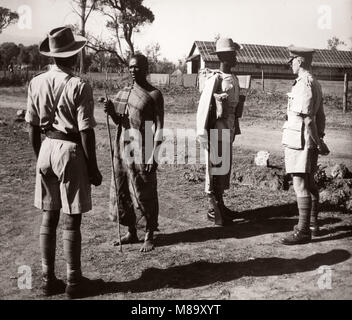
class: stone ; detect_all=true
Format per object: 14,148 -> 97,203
319,190 -> 331,203
254,151 -> 270,167
16,109 -> 25,118
330,164 -> 349,179
345,199 -> 352,211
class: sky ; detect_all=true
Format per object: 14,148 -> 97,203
0,0 -> 351,62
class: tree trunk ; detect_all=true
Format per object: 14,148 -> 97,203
79,0 -> 87,74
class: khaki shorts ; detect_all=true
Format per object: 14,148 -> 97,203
35,138 -> 91,214
285,147 -> 318,174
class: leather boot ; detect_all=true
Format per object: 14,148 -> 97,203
280,229 -> 311,245
217,197 -> 237,220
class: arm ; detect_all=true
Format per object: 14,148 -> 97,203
299,77 -> 326,151
76,82 -> 102,186
26,82 -> 42,159
315,103 -> 326,138
28,124 -> 41,159
303,115 -> 329,155
146,91 -> 164,173
104,99 -> 121,125
303,116 -> 321,147
80,128 -> 102,186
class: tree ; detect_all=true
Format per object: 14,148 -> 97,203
214,33 -> 221,42
71,0 -> 97,73
327,36 -> 346,50
0,6 -> 19,34
156,58 -> 175,74
96,0 -> 154,65
17,44 -> 30,65
176,57 -> 187,73
0,42 -> 19,69
144,42 -> 161,72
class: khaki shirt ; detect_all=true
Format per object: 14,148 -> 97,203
286,70 -> 325,148
25,65 -> 96,133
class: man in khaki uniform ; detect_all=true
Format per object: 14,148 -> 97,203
25,27 -> 102,298
280,46 -> 328,245
197,38 -> 245,226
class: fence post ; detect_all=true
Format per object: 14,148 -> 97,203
343,72 -> 348,113
261,68 -> 264,92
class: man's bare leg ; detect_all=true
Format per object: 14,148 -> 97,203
113,225 -> 139,246
140,230 -> 154,252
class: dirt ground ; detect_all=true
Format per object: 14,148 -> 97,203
0,109 -> 351,300
0,85 -> 351,300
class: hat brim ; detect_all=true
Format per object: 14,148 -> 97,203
210,43 -> 242,55
287,56 -> 296,63
39,35 -> 87,58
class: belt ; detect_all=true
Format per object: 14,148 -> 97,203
44,129 -> 81,144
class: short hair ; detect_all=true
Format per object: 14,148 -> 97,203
54,54 -> 77,68
130,54 -> 149,70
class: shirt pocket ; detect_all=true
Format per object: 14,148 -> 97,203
282,120 -> 304,150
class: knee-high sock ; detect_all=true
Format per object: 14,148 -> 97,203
63,230 -> 82,284
39,226 -> 56,280
297,196 -> 312,232
311,193 -> 319,225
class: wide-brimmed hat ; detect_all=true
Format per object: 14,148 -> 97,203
210,38 -> 242,55
39,27 -> 87,58
287,45 -> 315,63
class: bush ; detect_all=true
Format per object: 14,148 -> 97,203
0,75 -> 27,87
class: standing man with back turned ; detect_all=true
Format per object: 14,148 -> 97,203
280,46 -> 328,245
25,27 -> 102,298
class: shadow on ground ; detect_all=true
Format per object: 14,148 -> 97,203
91,249 -> 350,296
155,203 -> 343,246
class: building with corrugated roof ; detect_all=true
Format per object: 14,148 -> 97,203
186,41 -> 352,80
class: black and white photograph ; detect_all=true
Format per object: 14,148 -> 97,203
0,0 -> 351,303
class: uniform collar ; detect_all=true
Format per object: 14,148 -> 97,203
50,64 -> 75,76
296,69 -> 311,81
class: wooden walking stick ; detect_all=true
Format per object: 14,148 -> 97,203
104,87 -> 123,253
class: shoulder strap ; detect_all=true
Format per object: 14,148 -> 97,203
41,74 -> 72,132
124,86 -> 133,115
48,75 -> 72,126
53,75 -> 72,112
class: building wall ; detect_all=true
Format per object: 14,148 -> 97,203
187,61 -> 193,74
200,57 -> 205,69
203,62 -> 351,80
204,61 -> 220,70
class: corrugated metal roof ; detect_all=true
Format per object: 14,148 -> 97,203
191,41 -> 352,68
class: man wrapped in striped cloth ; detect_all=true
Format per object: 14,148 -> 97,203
104,54 -> 164,252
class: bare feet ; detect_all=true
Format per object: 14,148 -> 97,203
140,231 -> 154,253
113,231 -> 139,246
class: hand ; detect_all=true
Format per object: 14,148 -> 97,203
90,169 -> 103,186
103,99 -> 115,116
144,162 -> 158,173
213,93 -> 228,101
239,94 -> 246,103
317,139 -> 330,156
